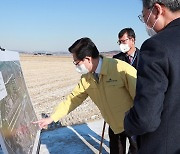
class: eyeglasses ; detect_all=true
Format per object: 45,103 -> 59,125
73,60 -> 81,65
138,14 -> 145,23
138,6 -> 155,23
117,38 -> 130,45
73,57 -> 88,65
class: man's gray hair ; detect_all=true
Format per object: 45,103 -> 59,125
142,0 -> 180,11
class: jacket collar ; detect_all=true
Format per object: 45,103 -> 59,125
99,55 -> 108,76
163,17 -> 180,30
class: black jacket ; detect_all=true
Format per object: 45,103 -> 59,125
113,48 -> 140,69
124,18 -> 180,154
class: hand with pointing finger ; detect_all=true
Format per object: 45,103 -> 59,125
33,117 -> 53,129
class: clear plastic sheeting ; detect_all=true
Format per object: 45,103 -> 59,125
0,50 -> 40,154
0,144 -> 3,154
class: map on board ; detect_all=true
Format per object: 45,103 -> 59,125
0,50 -> 40,154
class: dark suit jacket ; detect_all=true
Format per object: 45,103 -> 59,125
113,48 -> 140,69
124,18 -> 180,154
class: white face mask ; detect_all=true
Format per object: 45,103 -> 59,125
119,43 -> 130,53
145,7 -> 158,37
76,64 -> 89,74
146,25 -> 157,37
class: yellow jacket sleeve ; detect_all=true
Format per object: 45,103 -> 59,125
50,78 -> 88,122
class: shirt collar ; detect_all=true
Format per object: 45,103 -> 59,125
95,56 -> 103,74
84,55 -> 107,80
130,51 -> 135,57
127,51 -> 135,57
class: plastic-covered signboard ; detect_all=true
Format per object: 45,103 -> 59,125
0,50 -> 40,154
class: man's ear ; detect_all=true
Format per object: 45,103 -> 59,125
85,56 -> 92,63
131,38 -> 135,44
154,3 -> 164,19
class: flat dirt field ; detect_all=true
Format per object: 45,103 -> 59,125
20,54 -> 102,126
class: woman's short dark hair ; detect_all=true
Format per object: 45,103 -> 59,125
68,37 -> 99,60
118,28 -> 136,40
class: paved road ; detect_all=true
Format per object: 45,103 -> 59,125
39,119 -> 110,154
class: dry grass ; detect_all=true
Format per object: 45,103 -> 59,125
20,54 -> 102,126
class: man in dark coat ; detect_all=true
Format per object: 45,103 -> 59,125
124,0 -> 180,154
111,28 -> 140,154
113,28 -> 140,69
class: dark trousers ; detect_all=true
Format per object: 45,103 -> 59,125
109,127 -> 137,154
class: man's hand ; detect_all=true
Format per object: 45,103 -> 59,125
33,117 -> 53,129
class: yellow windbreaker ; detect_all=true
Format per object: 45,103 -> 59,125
51,56 -> 137,134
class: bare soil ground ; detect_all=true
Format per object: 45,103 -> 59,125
20,54 -> 102,126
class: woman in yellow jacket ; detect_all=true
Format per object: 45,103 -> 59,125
34,37 -> 136,154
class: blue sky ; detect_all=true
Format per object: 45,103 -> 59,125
0,0 -> 149,52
